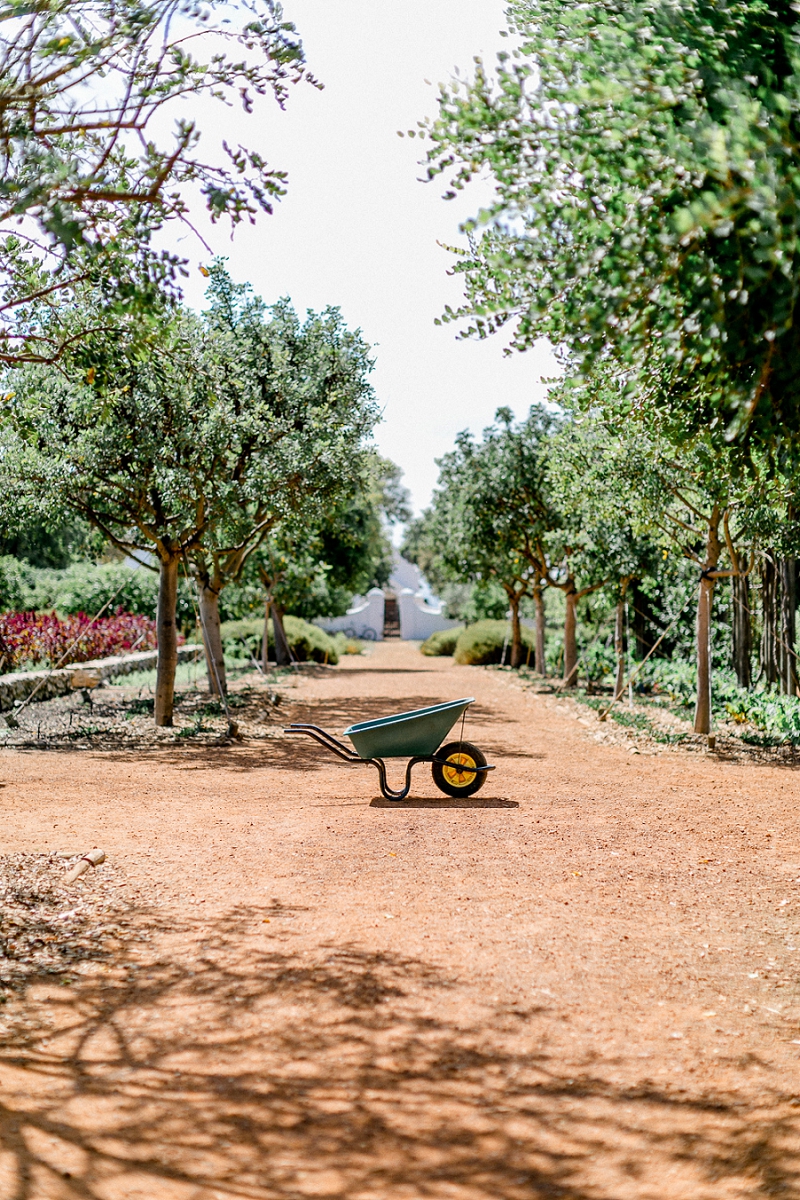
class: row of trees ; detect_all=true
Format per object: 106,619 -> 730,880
405,390 -> 797,735
400,0 -> 800,734
0,262 -> 402,724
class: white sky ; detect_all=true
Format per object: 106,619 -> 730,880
173,0 -> 557,515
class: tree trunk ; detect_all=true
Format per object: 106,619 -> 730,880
629,585 -> 655,659
779,556 -> 796,695
760,555 -> 779,687
614,599 -> 626,701
261,598 -> 271,672
694,573 -> 716,734
694,514 -> 723,735
731,561 -> 752,690
272,604 -> 292,666
509,595 -> 523,668
563,586 -> 578,687
198,582 -> 227,697
614,577 -> 632,701
533,583 -> 546,675
155,554 -> 180,727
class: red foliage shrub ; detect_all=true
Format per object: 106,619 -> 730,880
0,609 -> 162,673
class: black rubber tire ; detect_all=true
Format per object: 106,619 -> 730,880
432,741 -> 488,798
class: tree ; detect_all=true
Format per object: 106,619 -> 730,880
248,455 -> 410,666
601,404 -> 780,732
0,0 -> 315,365
422,0 -> 800,451
182,267 -> 381,693
407,406 -> 557,669
0,304 -> 249,723
544,404 -> 661,695
0,511 -> 96,569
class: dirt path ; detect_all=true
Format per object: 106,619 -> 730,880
1,640 -> 800,1199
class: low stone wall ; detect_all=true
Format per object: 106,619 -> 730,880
0,644 -> 204,713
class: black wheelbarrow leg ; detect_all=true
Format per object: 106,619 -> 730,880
369,756 -> 429,801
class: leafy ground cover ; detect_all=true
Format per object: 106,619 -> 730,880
641,661 -> 800,747
0,609 -> 159,673
506,657 -> 800,751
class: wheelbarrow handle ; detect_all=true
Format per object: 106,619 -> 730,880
284,723 -> 362,762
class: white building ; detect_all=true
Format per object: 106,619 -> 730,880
314,552 -> 459,642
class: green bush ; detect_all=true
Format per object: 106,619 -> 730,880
31,562 -> 161,616
453,619 -> 534,665
330,632 -> 363,657
219,617 -> 262,661
219,615 -> 340,665
420,627 -> 462,656
0,555 -> 36,611
0,559 -> 196,627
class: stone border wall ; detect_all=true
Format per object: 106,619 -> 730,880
0,644 -> 204,712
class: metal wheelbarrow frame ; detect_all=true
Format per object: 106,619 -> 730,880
285,697 -> 495,801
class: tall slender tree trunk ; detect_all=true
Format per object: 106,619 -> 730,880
272,604 -> 292,666
694,517 -> 721,735
613,577 -> 633,701
533,582 -> 546,675
198,582 -> 227,697
509,594 -> 523,668
261,598 -> 271,672
563,585 -> 578,687
155,553 -> 180,727
760,555 -> 779,687
731,557 -> 752,690
694,575 -> 716,734
779,556 -> 797,695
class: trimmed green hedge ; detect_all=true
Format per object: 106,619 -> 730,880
220,615 -> 340,665
420,628 -> 462,656
453,619 -> 534,665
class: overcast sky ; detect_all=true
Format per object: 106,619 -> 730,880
175,1 -> 557,515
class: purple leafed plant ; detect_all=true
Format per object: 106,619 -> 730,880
0,609 -> 162,672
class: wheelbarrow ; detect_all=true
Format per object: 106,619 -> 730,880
285,697 -> 495,801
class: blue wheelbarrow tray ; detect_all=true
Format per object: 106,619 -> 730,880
285,697 -> 495,801
343,698 -> 474,759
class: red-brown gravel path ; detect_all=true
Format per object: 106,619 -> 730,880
1,640 -> 800,1199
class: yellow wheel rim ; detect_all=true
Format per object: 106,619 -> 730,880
442,751 -> 477,788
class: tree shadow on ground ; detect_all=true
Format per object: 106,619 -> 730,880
1,903 -> 799,1199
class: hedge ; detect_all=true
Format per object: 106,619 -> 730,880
220,615 -> 341,665
420,628 -> 462,656
453,619 -> 534,665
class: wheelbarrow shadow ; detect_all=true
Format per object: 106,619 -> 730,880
369,796 -> 518,809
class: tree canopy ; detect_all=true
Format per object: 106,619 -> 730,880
423,0 -> 800,449
0,0 -> 314,365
